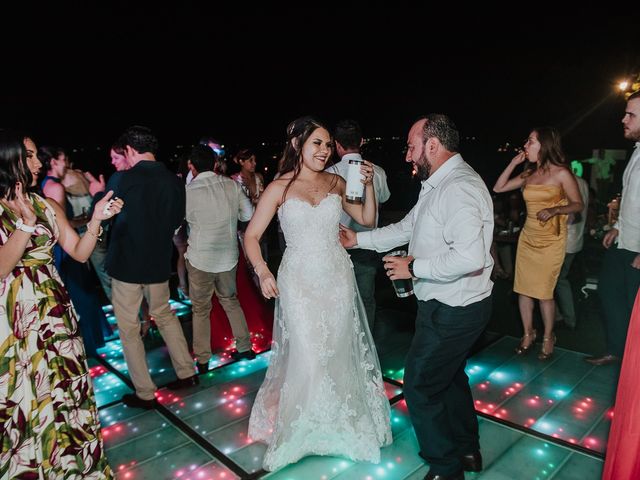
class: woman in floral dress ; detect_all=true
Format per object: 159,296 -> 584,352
0,130 -> 122,479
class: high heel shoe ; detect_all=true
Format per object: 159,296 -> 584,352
538,334 -> 556,361
515,330 -> 537,355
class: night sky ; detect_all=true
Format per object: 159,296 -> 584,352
2,5 -> 639,161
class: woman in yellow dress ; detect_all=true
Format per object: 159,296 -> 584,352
494,127 -> 583,359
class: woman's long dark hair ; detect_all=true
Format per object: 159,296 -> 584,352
278,116 -> 333,202
522,126 -> 569,178
278,116 -> 326,174
0,130 -> 30,200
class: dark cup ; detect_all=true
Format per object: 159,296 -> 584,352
387,250 -> 414,298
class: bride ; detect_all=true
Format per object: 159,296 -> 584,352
244,116 -> 392,471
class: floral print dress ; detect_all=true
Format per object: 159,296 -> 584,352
0,194 -> 112,479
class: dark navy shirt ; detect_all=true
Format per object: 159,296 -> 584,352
105,160 -> 185,283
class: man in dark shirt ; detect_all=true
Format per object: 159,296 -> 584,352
107,126 -> 197,409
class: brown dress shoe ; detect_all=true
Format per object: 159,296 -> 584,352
461,450 -> 482,472
584,354 -> 620,366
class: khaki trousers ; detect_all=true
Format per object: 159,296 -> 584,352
111,278 -> 195,400
186,260 -> 252,364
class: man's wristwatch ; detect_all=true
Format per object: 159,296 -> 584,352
408,259 -> 416,278
15,218 -> 36,234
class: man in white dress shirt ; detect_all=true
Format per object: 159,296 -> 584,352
185,145 -> 255,374
587,90 -> 640,366
341,114 -> 494,480
328,119 -> 391,331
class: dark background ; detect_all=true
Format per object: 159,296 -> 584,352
2,4 -> 639,177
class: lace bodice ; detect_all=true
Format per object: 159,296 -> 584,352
277,193 -> 342,251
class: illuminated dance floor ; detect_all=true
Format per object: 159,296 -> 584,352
92,302 -> 608,479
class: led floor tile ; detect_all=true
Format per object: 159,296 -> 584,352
88,358 -> 132,407
93,297 -> 612,480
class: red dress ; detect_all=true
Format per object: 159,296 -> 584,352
208,243 -> 273,353
603,289 -> 640,479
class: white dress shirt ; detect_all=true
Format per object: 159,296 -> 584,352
357,154 -> 494,306
328,153 -> 391,232
185,171 -> 253,273
566,176 -> 589,254
616,143 -> 640,252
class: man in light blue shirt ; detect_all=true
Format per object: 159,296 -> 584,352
341,114 -> 493,480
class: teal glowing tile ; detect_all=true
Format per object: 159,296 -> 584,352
169,298 -> 192,317
106,425 -> 190,469
204,417 -> 253,454
176,461 -> 240,480
472,351 -> 566,414
531,368 -> 616,449
90,366 -> 133,408
493,350 -> 594,425
99,403 -> 148,428
551,452 -> 603,479
330,427 -> 426,480
160,372 -> 265,417
466,336 -> 522,387
390,400 -> 413,436
101,410 -> 176,449
114,443 -> 214,479
181,391 -> 259,435
97,339 -> 198,387
264,455 -> 355,479
380,346 -> 409,383
583,412 -> 613,453
534,394 -> 610,450
476,436 -> 572,480
404,467 -> 431,479
475,418 -> 527,470
227,440 -> 268,473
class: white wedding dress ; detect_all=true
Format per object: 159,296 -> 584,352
248,193 -> 392,471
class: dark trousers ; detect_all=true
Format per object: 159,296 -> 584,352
555,252 -> 577,327
599,247 -> 640,357
349,248 -> 379,332
404,296 -> 492,475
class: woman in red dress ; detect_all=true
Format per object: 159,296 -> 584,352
602,289 -> 640,479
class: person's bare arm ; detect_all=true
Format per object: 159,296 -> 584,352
54,191 -> 124,262
244,182 -> 284,298
493,152 -> 527,193
0,183 -> 37,279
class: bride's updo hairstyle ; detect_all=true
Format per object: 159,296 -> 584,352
278,116 -> 330,201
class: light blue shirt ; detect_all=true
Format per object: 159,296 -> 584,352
357,154 -> 494,306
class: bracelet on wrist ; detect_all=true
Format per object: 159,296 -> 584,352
253,260 -> 269,277
86,224 -> 104,241
15,218 -> 37,234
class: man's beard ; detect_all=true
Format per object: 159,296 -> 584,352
415,152 -> 431,180
624,127 -> 640,142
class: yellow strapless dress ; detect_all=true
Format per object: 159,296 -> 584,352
513,184 -> 568,300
